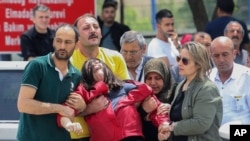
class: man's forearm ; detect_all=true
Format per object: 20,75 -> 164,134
77,105 -> 93,116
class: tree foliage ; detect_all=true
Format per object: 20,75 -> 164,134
97,0 -> 248,34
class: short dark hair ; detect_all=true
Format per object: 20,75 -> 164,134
217,0 -> 235,14
55,24 -> 79,43
73,13 -> 97,28
155,9 -> 173,23
102,1 -> 117,10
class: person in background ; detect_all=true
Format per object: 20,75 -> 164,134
224,21 -> 249,65
180,33 -> 193,45
158,42 -> 223,141
138,58 -> 175,141
193,31 -> 214,68
20,4 -> 55,61
205,0 -> 249,50
120,30 -> 153,82
209,36 -> 250,125
98,1 -> 130,51
193,32 -> 212,57
16,24 -> 86,141
180,32 -> 212,54
171,31 -> 213,83
171,30 -> 189,83
68,13 -> 130,141
147,8 -> 180,67
246,52 -> 250,68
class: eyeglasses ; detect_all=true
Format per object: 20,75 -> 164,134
120,49 -> 141,56
176,56 -> 189,65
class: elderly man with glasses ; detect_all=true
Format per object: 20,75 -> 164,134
120,30 -> 153,82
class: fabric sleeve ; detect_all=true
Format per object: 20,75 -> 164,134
113,54 -> 130,80
148,96 -> 171,127
56,104 -> 78,127
147,40 -> 168,58
118,81 -> 152,108
21,60 -> 43,89
75,82 -> 108,104
20,33 -> 36,61
137,105 -> 148,120
173,83 -> 222,135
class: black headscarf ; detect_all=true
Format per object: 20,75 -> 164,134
144,58 -> 174,103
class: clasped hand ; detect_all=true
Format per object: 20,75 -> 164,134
158,122 -> 173,141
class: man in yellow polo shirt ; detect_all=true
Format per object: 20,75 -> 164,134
69,13 -> 130,141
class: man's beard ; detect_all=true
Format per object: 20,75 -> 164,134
54,48 -> 74,60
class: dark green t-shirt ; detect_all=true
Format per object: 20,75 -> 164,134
17,53 -> 81,141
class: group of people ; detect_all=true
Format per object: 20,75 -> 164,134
17,3 -> 170,141
17,0 -> 250,141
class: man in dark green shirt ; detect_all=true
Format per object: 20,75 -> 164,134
17,24 -> 85,141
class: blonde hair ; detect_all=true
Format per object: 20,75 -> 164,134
182,41 -> 211,80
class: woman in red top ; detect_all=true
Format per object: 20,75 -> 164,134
58,58 -> 171,141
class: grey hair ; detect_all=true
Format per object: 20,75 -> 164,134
224,21 -> 245,36
32,4 -> 50,17
120,30 -> 146,49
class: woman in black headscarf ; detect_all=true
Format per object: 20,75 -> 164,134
138,58 -> 175,141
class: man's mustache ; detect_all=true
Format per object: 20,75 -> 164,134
232,36 -> 239,40
89,34 -> 98,39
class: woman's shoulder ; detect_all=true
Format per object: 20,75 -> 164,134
188,78 -> 219,94
123,81 -> 137,92
195,78 -> 220,97
99,48 -> 122,56
202,78 -> 218,88
123,80 -> 151,92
